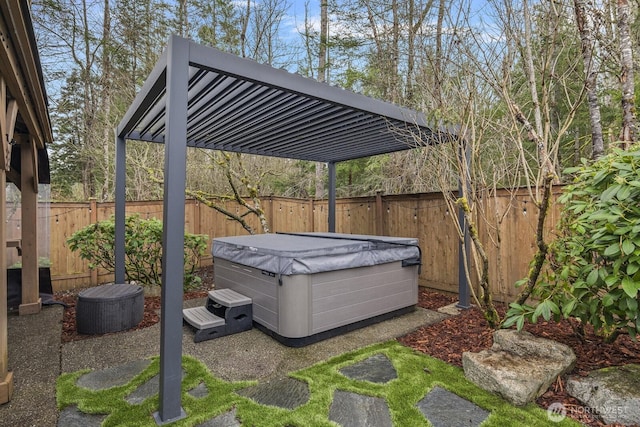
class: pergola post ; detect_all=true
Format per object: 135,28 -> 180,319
154,35 -> 188,425
114,135 -> 126,284
19,135 -> 41,315
328,161 -> 336,232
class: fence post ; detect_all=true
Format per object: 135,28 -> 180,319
375,191 -> 384,235
267,196 -> 274,233
308,199 -> 314,232
192,199 -> 202,267
89,199 -> 98,286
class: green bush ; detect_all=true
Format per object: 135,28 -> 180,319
67,214 -> 208,290
505,144 -> 640,342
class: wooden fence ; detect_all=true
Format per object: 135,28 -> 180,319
28,188 -> 564,302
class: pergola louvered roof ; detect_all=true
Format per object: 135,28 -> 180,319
114,36 -> 457,423
117,36 -> 435,163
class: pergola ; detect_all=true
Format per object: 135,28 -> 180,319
115,35 -> 464,424
0,0 -> 53,404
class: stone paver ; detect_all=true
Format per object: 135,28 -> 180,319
189,382 -> 209,398
196,408 -> 241,427
126,374 -> 160,405
58,405 -> 107,427
416,386 -> 489,427
339,353 -> 397,384
59,356 -> 501,427
76,359 -> 151,391
126,370 -> 186,404
329,390 -> 393,427
236,377 -> 310,410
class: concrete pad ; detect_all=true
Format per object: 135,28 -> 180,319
183,306 -> 446,383
0,306 -> 62,427
2,299 -> 446,427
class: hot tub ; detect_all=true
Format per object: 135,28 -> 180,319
212,232 -> 421,346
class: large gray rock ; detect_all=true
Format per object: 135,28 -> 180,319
462,329 -> 576,406
567,364 -> 640,426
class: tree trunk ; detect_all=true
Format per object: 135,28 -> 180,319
434,0 -> 446,109
178,0 -> 189,37
617,0 -> 636,148
241,0 -> 250,57
391,0 -> 400,103
523,0 -> 545,160
574,0 -> 605,159
407,0 -> 436,105
100,0 -> 112,201
81,0 -> 96,199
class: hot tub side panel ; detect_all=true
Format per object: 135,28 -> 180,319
307,261 -> 418,335
213,258 -> 280,332
213,257 -> 418,339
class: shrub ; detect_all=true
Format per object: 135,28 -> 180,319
505,144 -> 640,342
67,214 -> 208,290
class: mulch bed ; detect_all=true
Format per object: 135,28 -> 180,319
56,266 -> 214,343
400,288 -> 640,427
56,290 -> 209,343
55,275 -> 640,426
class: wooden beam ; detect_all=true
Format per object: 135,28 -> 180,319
0,371 -> 14,404
0,168 -> 12,403
2,2 -> 51,145
0,6 -> 46,149
6,168 -> 20,190
31,135 -> 38,192
5,99 -> 17,170
19,134 -> 41,315
0,77 -> 6,171
1,77 -> 18,172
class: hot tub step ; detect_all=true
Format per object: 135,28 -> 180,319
184,289 -> 253,343
183,306 -> 225,329
208,288 -> 252,307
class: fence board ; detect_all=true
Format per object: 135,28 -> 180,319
32,189 -> 565,302
415,194 -> 459,294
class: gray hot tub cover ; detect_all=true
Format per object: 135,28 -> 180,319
212,232 -> 420,275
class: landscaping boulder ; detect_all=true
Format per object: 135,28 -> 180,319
566,364 -> 640,426
462,329 -> 575,406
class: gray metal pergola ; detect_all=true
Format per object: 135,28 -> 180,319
115,35 -> 464,424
